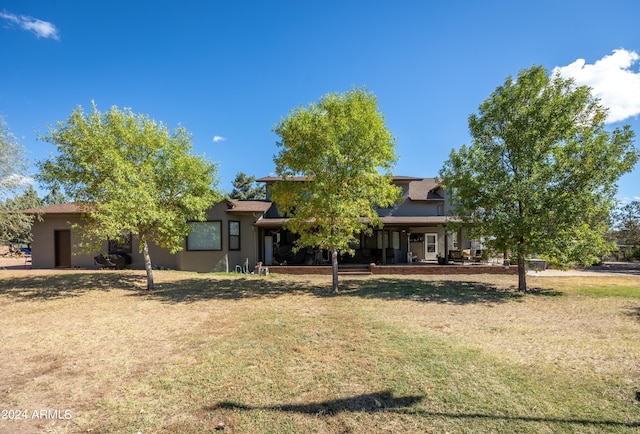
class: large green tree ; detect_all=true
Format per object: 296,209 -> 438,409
38,104 -> 221,289
0,115 -> 33,246
270,87 -> 401,293
0,115 -> 28,197
440,65 -> 638,292
229,172 -> 265,200
0,185 -> 43,246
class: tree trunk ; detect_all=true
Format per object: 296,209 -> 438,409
142,238 -> 154,290
517,253 -> 527,292
331,247 -> 339,294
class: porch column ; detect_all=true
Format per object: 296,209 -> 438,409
444,230 -> 448,261
382,230 -> 388,265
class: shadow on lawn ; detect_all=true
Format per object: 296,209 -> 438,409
0,272 -> 142,301
625,305 -> 640,322
0,272 -> 556,305
209,390 -> 638,428
209,390 -> 423,416
139,276 -> 532,305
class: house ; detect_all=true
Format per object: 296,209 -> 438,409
26,176 -> 475,270
26,200 -> 271,272
254,176 -> 468,265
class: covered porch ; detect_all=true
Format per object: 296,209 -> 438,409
254,216 -> 475,267
265,262 -> 518,276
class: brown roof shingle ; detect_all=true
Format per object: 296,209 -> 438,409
408,178 -> 443,201
22,203 -> 89,215
256,175 -> 422,184
226,200 -> 272,213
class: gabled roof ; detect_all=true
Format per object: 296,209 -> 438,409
226,200 -> 272,213
24,200 -> 274,216
22,203 -> 89,215
256,175 -> 423,184
253,215 -> 455,228
379,215 -> 453,225
256,176 -> 308,183
408,178 -> 443,201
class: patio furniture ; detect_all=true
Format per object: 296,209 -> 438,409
448,250 -> 464,264
94,253 -> 127,270
21,248 -> 32,268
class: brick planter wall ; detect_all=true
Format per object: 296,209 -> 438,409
369,264 -> 518,275
266,264 -> 519,276
267,265 -> 334,275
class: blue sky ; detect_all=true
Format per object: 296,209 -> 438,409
2,0 -> 640,202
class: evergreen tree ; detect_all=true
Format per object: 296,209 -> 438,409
229,172 -> 265,200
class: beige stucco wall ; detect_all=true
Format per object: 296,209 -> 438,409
31,214 -> 103,269
174,204 -> 260,273
31,214 -> 177,270
31,204 -> 262,272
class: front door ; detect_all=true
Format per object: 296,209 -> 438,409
54,230 -> 71,267
424,233 -> 438,261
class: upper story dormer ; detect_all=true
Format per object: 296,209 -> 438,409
256,176 -> 449,219
377,177 -> 447,217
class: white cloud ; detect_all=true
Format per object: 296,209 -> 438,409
0,174 -> 34,199
2,174 -> 33,186
212,136 -> 226,142
553,49 -> 640,123
0,11 -> 60,40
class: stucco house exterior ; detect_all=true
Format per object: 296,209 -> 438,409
26,176 -> 475,271
26,200 -> 271,272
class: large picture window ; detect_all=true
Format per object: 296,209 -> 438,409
187,221 -> 221,251
229,221 -> 240,250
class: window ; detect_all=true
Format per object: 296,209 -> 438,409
392,231 -> 400,250
187,221 -> 221,250
425,234 -> 437,253
448,232 -> 459,250
229,221 -> 240,250
108,232 -> 132,254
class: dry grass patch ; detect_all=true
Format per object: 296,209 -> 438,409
0,270 -> 639,433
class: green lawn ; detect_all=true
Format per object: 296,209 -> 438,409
1,271 -> 639,433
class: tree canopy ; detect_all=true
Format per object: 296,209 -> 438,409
270,87 -> 401,292
612,200 -> 640,259
440,65 -> 638,292
229,172 -> 265,200
0,115 -> 32,247
38,104 -> 221,289
0,115 -> 28,199
0,186 -> 42,246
